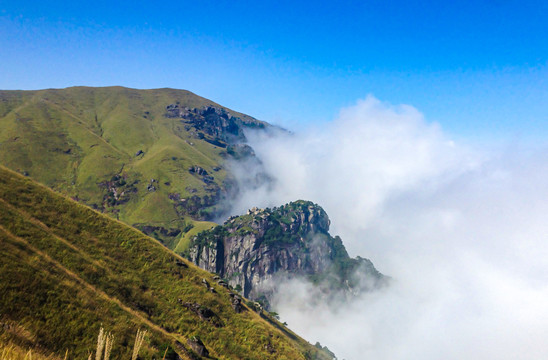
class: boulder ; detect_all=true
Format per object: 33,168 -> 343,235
181,302 -> 223,327
188,166 -> 208,176
187,336 -> 209,357
201,278 -> 210,289
230,294 -> 243,313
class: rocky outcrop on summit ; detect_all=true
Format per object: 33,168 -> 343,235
166,104 -> 267,145
186,200 -> 385,303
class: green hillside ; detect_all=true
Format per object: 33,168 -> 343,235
0,165 -> 334,360
0,86 -> 266,248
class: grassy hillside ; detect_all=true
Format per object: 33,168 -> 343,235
0,86 -> 266,247
0,165 -> 334,360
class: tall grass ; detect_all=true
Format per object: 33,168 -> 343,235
103,334 -> 113,360
131,329 -> 147,360
91,327 -> 114,360
0,342 -> 49,360
0,328 -> 138,360
95,328 -> 105,360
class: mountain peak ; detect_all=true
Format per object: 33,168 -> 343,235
187,200 -> 384,304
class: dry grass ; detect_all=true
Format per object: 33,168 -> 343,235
92,327 -> 113,360
94,328 -> 104,360
0,342 -> 51,360
103,334 -> 113,360
1,328 -> 138,360
131,329 -> 147,360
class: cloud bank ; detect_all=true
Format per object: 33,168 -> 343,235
228,96 -> 548,359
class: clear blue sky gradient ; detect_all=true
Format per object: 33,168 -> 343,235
1,0 -> 547,141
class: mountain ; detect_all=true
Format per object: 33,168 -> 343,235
186,200 -> 385,305
0,87 -> 385,353
0,165 -> 335,360
0,86 -> 266,249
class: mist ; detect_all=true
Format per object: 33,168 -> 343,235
227,96 -> 548,359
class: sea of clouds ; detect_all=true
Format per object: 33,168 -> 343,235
226,96 -> 548,359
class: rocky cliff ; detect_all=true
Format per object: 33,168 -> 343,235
166,104 -> 266,145
186,200 -> 385,304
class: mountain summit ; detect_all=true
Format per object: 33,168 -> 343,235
0,86 -> 266,247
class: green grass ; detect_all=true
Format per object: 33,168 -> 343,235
174,220 -> 217,254
0,86 -> 263,247
0,165 -> 333,360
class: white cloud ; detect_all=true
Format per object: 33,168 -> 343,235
227,96 -> 548,359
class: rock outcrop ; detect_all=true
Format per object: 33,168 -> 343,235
187,336 -> 209,357
186,200 -> 385,304
165,104 -> 272,221
166,104 -> 266,144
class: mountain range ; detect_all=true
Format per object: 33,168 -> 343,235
0,86 -> 384,359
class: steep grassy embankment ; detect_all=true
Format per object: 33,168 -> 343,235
0,166 -> 333,360
0,86 -> 266,247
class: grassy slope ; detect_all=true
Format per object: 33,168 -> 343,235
174,220 -> 219,254
0,86 -> 259,244
0,166 -> 331,360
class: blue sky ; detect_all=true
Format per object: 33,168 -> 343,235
1,0 -> 547,141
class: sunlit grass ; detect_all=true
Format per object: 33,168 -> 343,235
0,165 -> 333,360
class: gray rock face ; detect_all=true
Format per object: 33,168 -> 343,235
165,104 -> 266,144
187,200 -> 385,304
